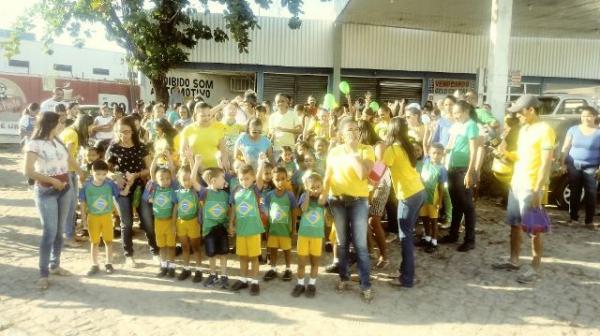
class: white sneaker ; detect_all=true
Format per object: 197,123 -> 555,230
125,257 -> 137,268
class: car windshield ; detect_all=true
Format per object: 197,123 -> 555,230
538,97 -> 559,115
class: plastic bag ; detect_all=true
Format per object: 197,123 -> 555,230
521,207 -> 551,235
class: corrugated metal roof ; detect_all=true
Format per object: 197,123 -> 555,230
189,14 -> 333,67
186,14 -> 600,80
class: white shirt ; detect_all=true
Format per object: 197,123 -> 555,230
268,109 -> 301,150
94,115 -> 114,140
40,98 -> 65,113
25,139 -> 69,176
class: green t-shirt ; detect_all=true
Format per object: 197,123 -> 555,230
200,189 -> 229,236
264,190 -> 296,237
79,180 -> 120,215
297,193 -> 325,238
152,185 -> 177,219
475,108 -> 497,125
417,160 -> 448,204
449,119 -> 479,168
231,186 -> 265,236
176,189 -> 198,221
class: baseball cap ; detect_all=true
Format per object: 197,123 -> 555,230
507,94 -> 540,113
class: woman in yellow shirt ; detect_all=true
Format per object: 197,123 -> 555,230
323,117 -> 374,303
59,113 -> 93,247
383,117 -> 425,289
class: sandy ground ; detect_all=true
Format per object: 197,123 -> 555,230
0,144 -> 599,336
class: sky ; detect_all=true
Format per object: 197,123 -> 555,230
0,0 -> 336,53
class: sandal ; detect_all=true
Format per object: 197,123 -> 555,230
375,258 -> 389,269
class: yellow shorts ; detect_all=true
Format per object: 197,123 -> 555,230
297,236 -> 323,257
267,235 -> 292,250
236,234 -> 262,257
155,218 -> 176,248
176,218 -> 201,239
419,204 -> 439,219
88,213 -> 113,244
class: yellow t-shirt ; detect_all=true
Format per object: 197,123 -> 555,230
222,122 -> 244,156
180,122 -> 226,168
326,144 -> 374,197
511,122 -> 556,191
59,127 -> 78,172
383,143 -> 424,200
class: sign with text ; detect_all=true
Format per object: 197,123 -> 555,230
433,79 -> 473,95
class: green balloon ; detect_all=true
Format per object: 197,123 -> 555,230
339,81 -> 350,95
369,101 -> 380,112
324,93 -> 336,108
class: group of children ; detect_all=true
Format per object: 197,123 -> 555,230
78,145 -> 328,298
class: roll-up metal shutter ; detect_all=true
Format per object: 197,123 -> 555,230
341,77 -> 378,103
296,75 -> 328,106
263,73 -> 329,106
378,78 -> 423,104
263,73 -> 295,103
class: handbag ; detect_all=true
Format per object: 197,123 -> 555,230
521,207 -> 551,235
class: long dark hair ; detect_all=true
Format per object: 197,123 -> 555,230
455,100 -> 481,123
116,115 -> 141,147
357,119 -> 381,146
385,117 -> 417,167
32,112 -> 60,140
155,118 -> 177,149
71,113 -> 94,147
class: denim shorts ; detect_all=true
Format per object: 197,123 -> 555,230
506,188 -> 540,226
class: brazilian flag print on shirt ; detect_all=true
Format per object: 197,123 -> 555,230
264,190 -> 297,237
152,185 -> 177,219
297,193 -> 325,238
231,186 -> 264,237
175,189 -> 198,221
199,189 -> 229,236
79,180 -> 120,216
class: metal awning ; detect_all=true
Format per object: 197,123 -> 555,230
337,0 -> 600,39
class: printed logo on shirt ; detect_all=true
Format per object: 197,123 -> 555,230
207,202 -> 225,219
237,201 -> 254,217
92,197 -> 108,212
180,199 -> 192,212
270,203 -> 288,222
155,194 -> 169,208
306,209 -> 321,225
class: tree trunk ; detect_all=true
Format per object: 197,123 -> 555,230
149,73 -> 169,105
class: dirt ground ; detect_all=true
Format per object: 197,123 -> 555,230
0,144 -> 599,336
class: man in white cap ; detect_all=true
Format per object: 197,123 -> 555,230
493,94 -> 556,283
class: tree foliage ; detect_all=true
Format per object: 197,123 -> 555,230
2,0 -> 312,102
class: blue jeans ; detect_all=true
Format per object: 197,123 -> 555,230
116,193 -> 158,257
397,190 -> 425,287
33,184 -> 71,277
63,172 -> 78,240
567,163 -> 598,224
329,196 -> 371,290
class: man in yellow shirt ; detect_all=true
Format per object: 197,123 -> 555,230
493,95 -> 556,284
180,103 -> 229,170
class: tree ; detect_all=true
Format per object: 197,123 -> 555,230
2,0 -> 309,104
